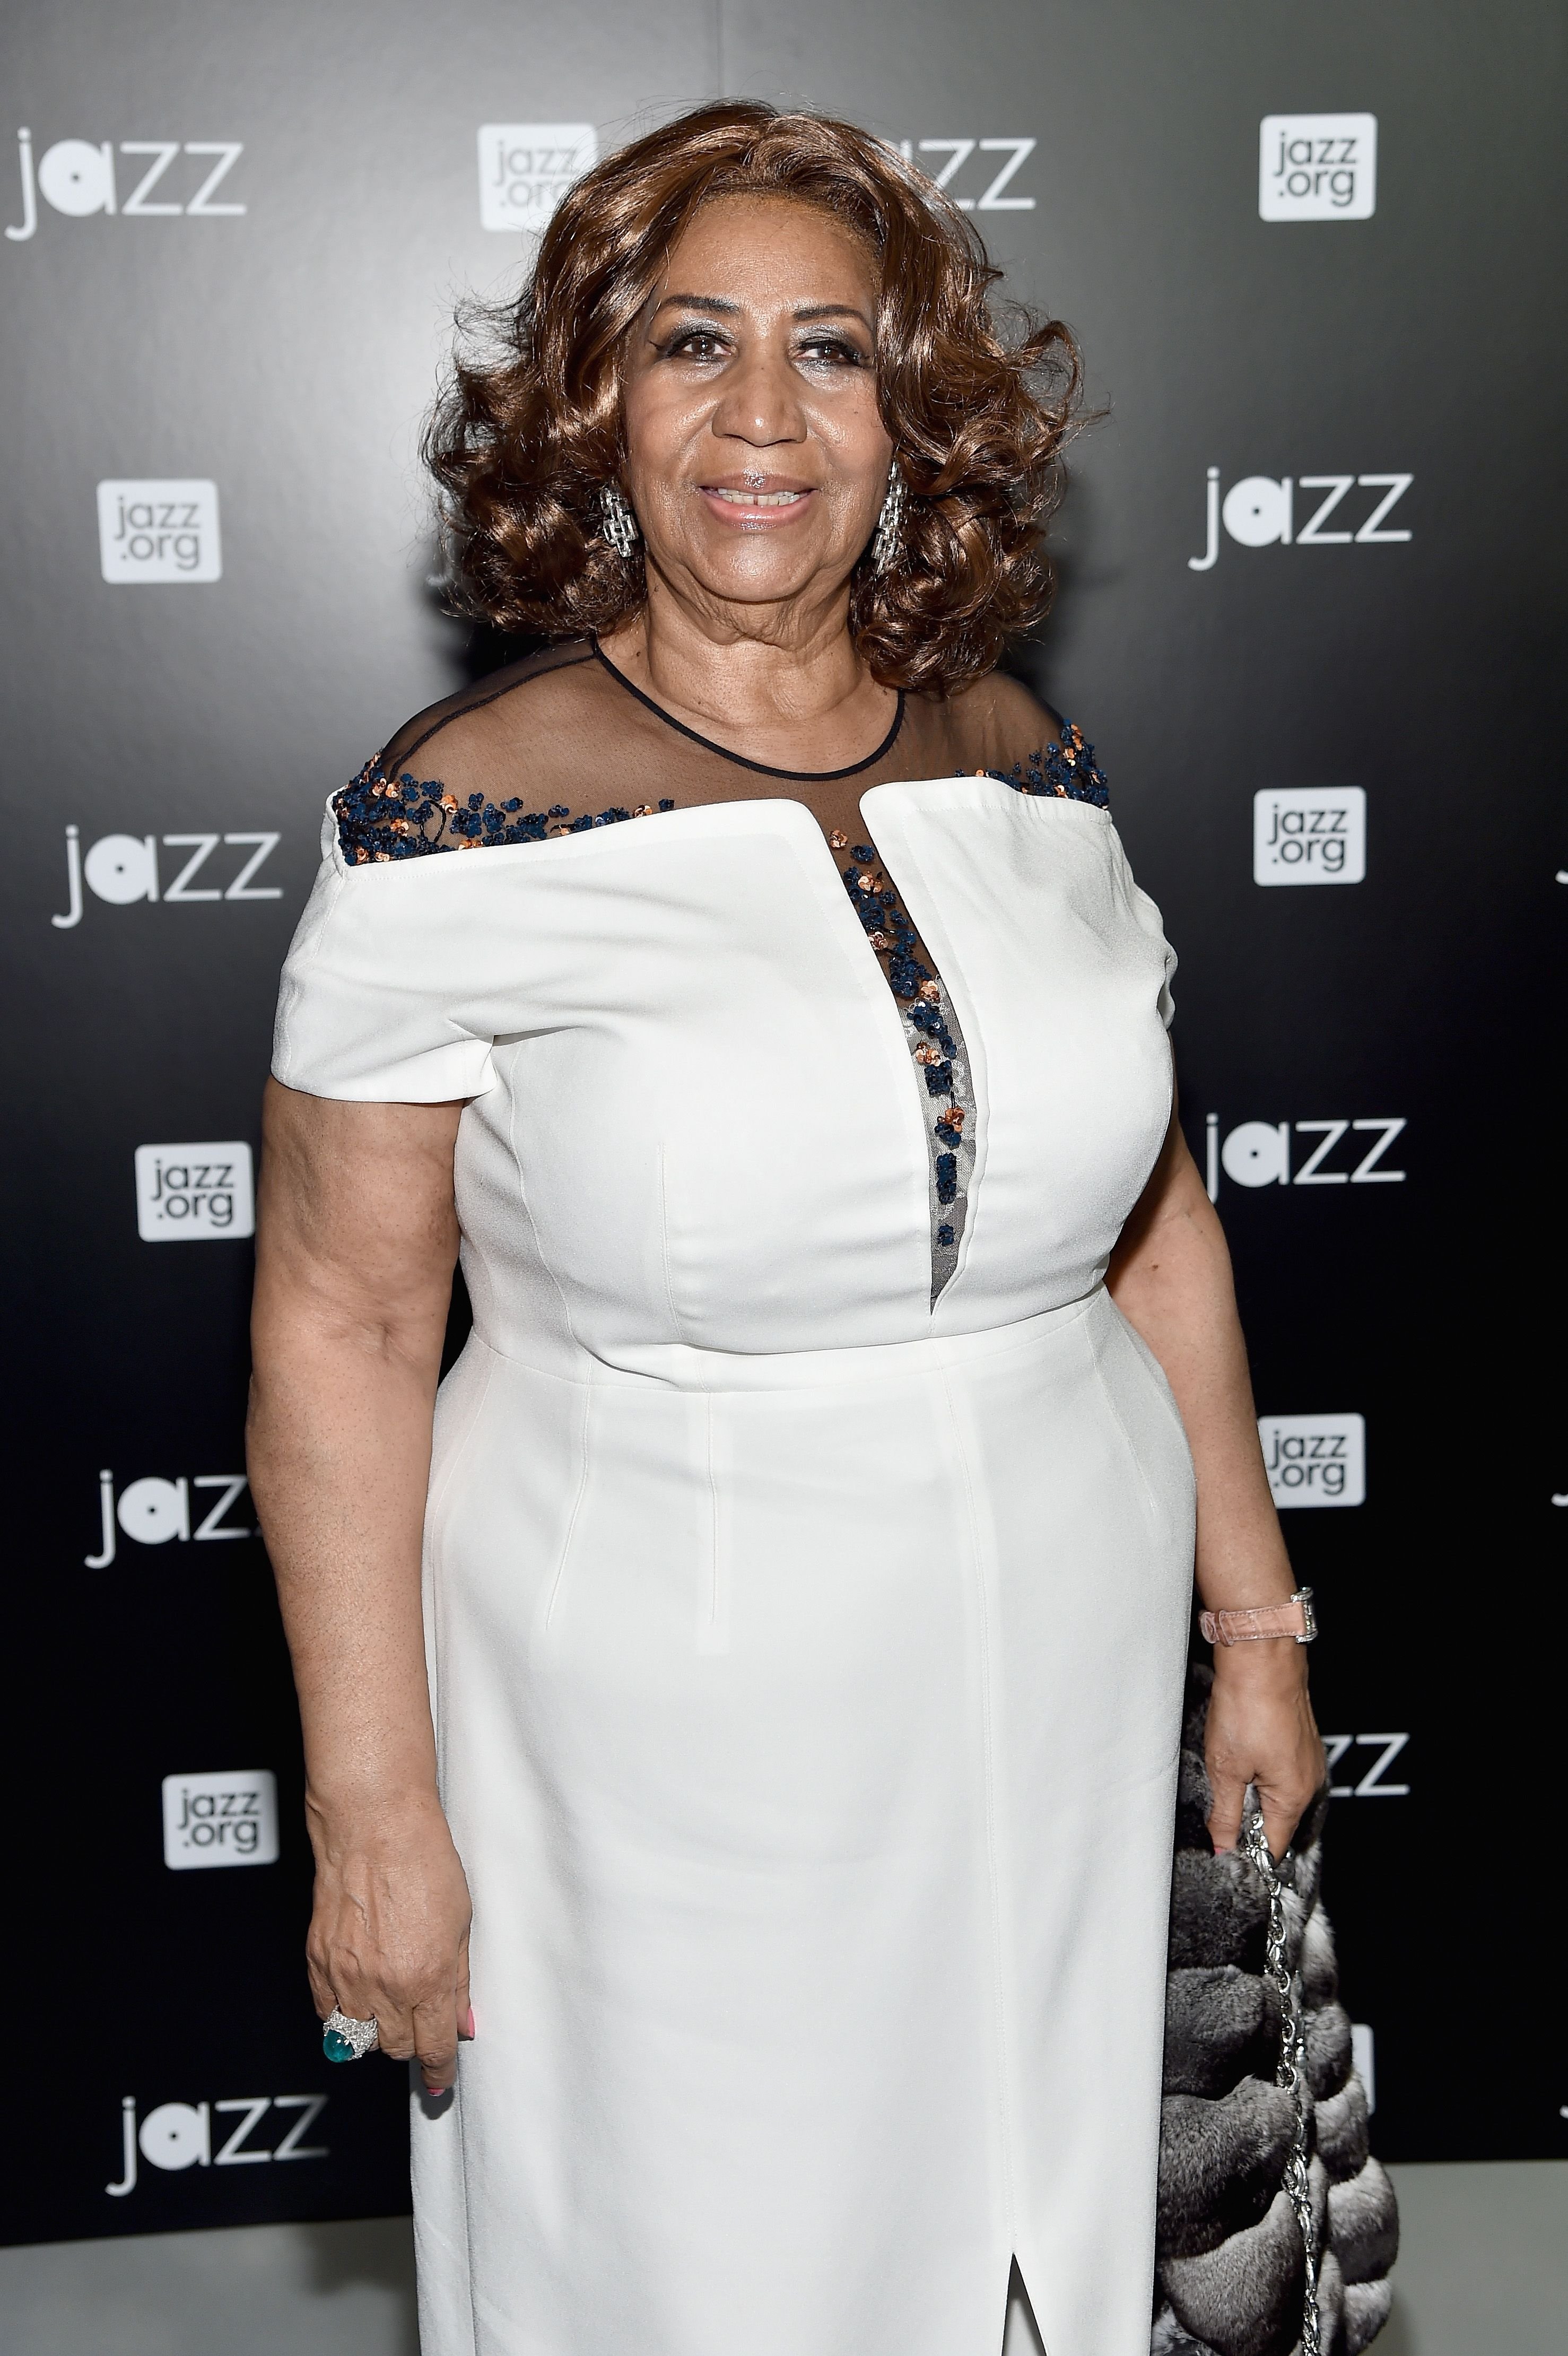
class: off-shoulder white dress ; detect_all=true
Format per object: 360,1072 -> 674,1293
273,646 -> 1196,2356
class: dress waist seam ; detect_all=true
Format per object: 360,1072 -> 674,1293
463,1290 -> 1103,1395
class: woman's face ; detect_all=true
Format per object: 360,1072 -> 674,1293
619,195 -> 893,618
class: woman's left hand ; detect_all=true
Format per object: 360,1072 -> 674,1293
1204,1641 -> 1326,1862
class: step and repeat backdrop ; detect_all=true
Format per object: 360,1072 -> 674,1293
3,0 -> 1562,2247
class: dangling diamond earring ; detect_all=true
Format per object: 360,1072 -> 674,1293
599,482 -> 640,560
871,468 -> 905,573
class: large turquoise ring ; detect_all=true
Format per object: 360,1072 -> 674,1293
322,2008 -> 379,2063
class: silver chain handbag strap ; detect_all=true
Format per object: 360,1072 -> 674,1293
1242,1804 -> 1322,2356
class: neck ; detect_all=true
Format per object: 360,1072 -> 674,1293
599,564 -> 893,766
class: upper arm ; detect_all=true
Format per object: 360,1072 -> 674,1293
1108,1082 -> 1222,1285
254,1080 -> 462,1358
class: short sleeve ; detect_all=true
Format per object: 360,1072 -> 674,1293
1107,827 -> 1177,1031
271,802 -> 498,1102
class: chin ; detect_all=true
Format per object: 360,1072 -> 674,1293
685,545 -> 828,605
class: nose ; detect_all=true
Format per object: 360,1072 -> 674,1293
709,338 -> 808,451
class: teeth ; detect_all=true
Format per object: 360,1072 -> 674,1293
709,488 -> 806,506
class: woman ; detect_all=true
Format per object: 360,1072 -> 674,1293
249,103 -> 1322,2356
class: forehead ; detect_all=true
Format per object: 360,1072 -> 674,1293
653,194 -> 879,304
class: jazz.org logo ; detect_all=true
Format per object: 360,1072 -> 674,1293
98,480 -> 220,584
135,1143 -> 255,1241
106,2091 -> 327,2197
163,1769 -> 279,1870
53,824 -> 280,928
1259,114 -> 1377,222
1255,787 -> 1366,885
893,138 -> 1036,210
478,123 -> 596,232
1258,1412 -> 1365,1509
1204,1115 -> 1406,1197
1189,468 -> 1411,569
6,129 -> 244,240
1324,1733 -> 1410,1801
85,1467 -> 252,1567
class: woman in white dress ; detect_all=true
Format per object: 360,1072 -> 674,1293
249,104 -> 1323,2356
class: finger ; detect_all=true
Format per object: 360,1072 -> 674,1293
1205,1760 -> 1247,1855
307,1956 -> 338,2022
371,2000 -> 419,2062
456,1945 -> 474,2043
1258,1778 -> 1312,1863
411,1993 -> 460,2093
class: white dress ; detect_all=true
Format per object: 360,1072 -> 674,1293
273,655 -> 1196,2356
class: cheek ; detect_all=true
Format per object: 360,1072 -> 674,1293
814,381 -> 893,473
622,379 -> 703,486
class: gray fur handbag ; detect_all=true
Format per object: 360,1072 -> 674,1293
1152,1666 -> 1399,2356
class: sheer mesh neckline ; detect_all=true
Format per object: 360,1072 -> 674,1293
591,642 -> 907,783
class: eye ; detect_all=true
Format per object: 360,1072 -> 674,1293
797,334 -> 869,368
659,327 -> 729,362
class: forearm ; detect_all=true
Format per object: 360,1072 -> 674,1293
1109,1116 -> 1322,1851
1108,1138 -> 1293,1612
247,1081 -> 461,1827
248,1318 -> 442,1818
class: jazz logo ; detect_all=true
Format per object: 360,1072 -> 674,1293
1259,114 -> 1376,222
107,2093 -> 327,2196
162,1770 -> 279,1870
134,1143 -> 255,1241
1258,1413 -> 1366,1509
53,824 -> 281,927
1324,1734 -> 1411,1798
5,129 -> 245,239
894,139 -> 1036,210
478,124 -> 597,233
1253,787 -> 1366,885
85,1468 -> 252,1566
1204,1116 -> 1406,1196
1189,469 -> 1412,569
97,480 -> 221,584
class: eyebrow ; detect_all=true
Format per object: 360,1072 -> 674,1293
650,293 -> 874,329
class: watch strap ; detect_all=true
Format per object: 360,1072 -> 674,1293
1200,1586 -> 1318,1647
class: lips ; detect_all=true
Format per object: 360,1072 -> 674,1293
697,477 -> 816,527
707,486 -> 807,507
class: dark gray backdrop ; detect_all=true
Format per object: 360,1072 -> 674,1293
3,0 -> 1563,2247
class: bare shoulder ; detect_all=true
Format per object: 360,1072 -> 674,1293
336,642 -> 620,862
377,641 -> 605,788
946,670 -> 1064,774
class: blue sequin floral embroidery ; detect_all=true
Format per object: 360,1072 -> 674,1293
334,755 -> 675,864
979,720 -> 1110,808
837,832 -> 972,1284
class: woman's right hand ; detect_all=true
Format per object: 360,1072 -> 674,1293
304,1796 -> 474,2096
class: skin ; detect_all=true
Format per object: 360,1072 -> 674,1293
249,193 -> 1321,2099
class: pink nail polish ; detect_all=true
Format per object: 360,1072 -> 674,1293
464,2006 -> 476,2038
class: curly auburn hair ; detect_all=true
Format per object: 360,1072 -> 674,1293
425,101 -> 1082,694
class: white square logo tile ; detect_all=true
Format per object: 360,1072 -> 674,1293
97,480 -> 221,583
1253,786 -> 1366,885
1259,1413 -> 1365,1508
477,123 -> 597,232
134,1141 -> 254,1240
162,1769 -> 278,1868
1259,115 -> 1377,221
